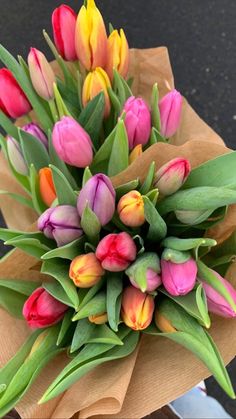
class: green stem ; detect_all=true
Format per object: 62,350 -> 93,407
48,99 -> 59,123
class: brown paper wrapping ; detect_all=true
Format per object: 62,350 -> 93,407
1,47 -> 236,419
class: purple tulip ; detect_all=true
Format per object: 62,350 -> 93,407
22,122 -> 48,149
38,205 -> 83,247
52,116 -> 93,168
159,89 -> 182,138
126,252 -> 161,292
7,136 -> 28,175
200,270 -> 236,318
123,96 -> 151,150
161,258 -> 197,296
77,174 -> 115,226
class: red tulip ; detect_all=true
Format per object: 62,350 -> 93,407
52,5 -> 77,61
0,68 -> 32,118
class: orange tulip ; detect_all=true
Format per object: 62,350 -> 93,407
106,29 -> 129,80
121,286 -> 154,331
155,310 -> 177,333
82,67 -> 111,117
117,190 -> 145,227
39,167 -> 56,207
89,312 -> 108,324
69,252 -> 104,288
129,144 -> 142,165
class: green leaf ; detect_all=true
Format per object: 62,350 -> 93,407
19,129 -> 49,171
72,292 -> 106,321
143,195 -> 167,241
162,248 -> 191,263
29,164 -> 47,214
81,204 -> 101,245
149,127 -> 166,145
113,69 -> 132,106
70,318 -> 95,353
158,187 -> 236,215
41,260 -> 79,310
57,309 -> 74,346
0,279 -> 39,296
87,324 -> 124,345
50,165 -> 77,206
0,229 -> 52,245
151,83 -> 161,132
4,233 -> 52,259
43,281 -> 75,308
115,179 -> 139,200
0,288 -> 26,318
139,162 -> 156,195
0,111 -> 19,139
161,236 -> 217,251
108,120 -> 129,176
77,277 -> 106,311
108,87 -> 122,115
90,125 -> 117,173
0,190 -> 35,210
82,167 -> 93,187
106,273 -> 123,331
41,236 -> 85,261
78,92 -> 105,149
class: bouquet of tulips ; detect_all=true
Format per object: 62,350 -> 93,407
1,1 -> 236,417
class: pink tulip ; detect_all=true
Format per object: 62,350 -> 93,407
154,157 -> 191,196
200,270 -> 236,318
126,252 -> 161,292
159,89 -> 182,138
23,287 -> 67,328
96,232 -> 137,272
52,116 -> 93,168
123,96 -> 151,150
161,258 -> 197,296
7,136 -> 28,175
52,5 -> 77,61
0,68 -> 32,118
22,122 -> 48,149
28,48 -> 56,100
77,174 -> 115,226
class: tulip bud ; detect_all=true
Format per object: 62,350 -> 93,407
39,167 -> 57,207
200,270 -> 236,318
52,116 -> 93,168
117,190 -> 145,227
75,0 -> 107,70
52,5 -> 77,61
38,205 -> 83,247
22,122 -> 48,149
154,157 -> 191,196
123,97 -> 151,150
77,174 -> 115,226
69,252 -> 104,288
161,257 -> 197,296
159,89 -> 182,138
96,232 -> 137,272
89,312 -> 108,324
82,67 -> 111,118
126,253 -> 161,292
0,68 -> 32,118
23,287 -> 67,328
155,311 -> 177,333
106,29 -> 129,80
28,48 -> 56,100
129,144 -> 142,165
7,136 -> 28,176
121,286 -> 154,330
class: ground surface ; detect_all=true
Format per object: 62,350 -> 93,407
0,0 -> 236,416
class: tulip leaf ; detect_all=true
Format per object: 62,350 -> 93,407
82,167 -> 93,187
0,190 -> 35,210
0,288 -> 27,319
81,204 -> 101,245
207,231 -> 236,260
41,236 -> 86,261
108,87 -> 122,115
77,277 -> 106,311
161,236 -> 217,252
0,228 -> 53,246
108,120 -> 129,176
50,165 -> 77,206
41,260 -> 79,310
43,281 -> 75,308
151,83 -> 161,133
197,260 -> 236,312
40,327 -> 139,403
143,195 -> 167,241
4,234 -> 52,259
113,69 -> 132,106
158,186 -> 236,215
0,279 -> 39,296
19,129 -> 49,171
162,248 -> 191,263
70,319 -> 96,353
149,127 -> 166,145
106,273 -> 123,331
139,162 -> 156,195
115,179 -> 139,200
78,92 -> 105,149
0,111 -> 19,139
72,292 -> 107,321
57,309 -> 75,346
87,324 -> 124,345
90,125 -> 117,173
29,164 -> 48,214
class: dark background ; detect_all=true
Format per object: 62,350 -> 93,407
0,0 -> 236,416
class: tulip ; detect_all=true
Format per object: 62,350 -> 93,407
28,48 -> 56,100
106,29 -> 129,80
159,89 -> 182,138
75,0 -> 107,71
52,116 -> 93,168
121,286 -> 154,330
38,205 -> 83,247
69,252 -> 104,288
89,312 -> 108,324
7,136 -> 28,176
123,97 -> 151,150
0,68 -> 32,118
77,174 -> 115,226
126,253 -> 161,292
39,167 -> 57,207
129,144 -> 142,165
23,287 -> 67,328
154,157 -> 191,196
22,122 -> 48,149
96,232 -> 137,272
82,67 -> 111,118
52,5 -> 77,61
200,270 -> 236,318
155,311 -> 177,333
161,257 -> 197,296
117,190 -> 145,227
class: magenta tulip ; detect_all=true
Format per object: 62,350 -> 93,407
161,258 -> 197,296
7,136 -> 28,175
52,116 -> 93,168
123,96 -> 151,150
38,205 -> 83,247
0,68 -> 32,118
77,174 -> 115,226
159,89 -> 182,138
200,270 -> 236,318
23,287 -> 67,328
52,5 -> 77,61
28,48 -> 56,100
22,122 -> 48,149
154,157 -> 191,196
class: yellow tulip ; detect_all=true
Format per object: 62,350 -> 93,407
117,190 -> 145,227
89,312 -> 108,324
106,29 -> 129,80
69,253 -> 104,288
129,144 -> 143,165
82,67 -> 111,117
